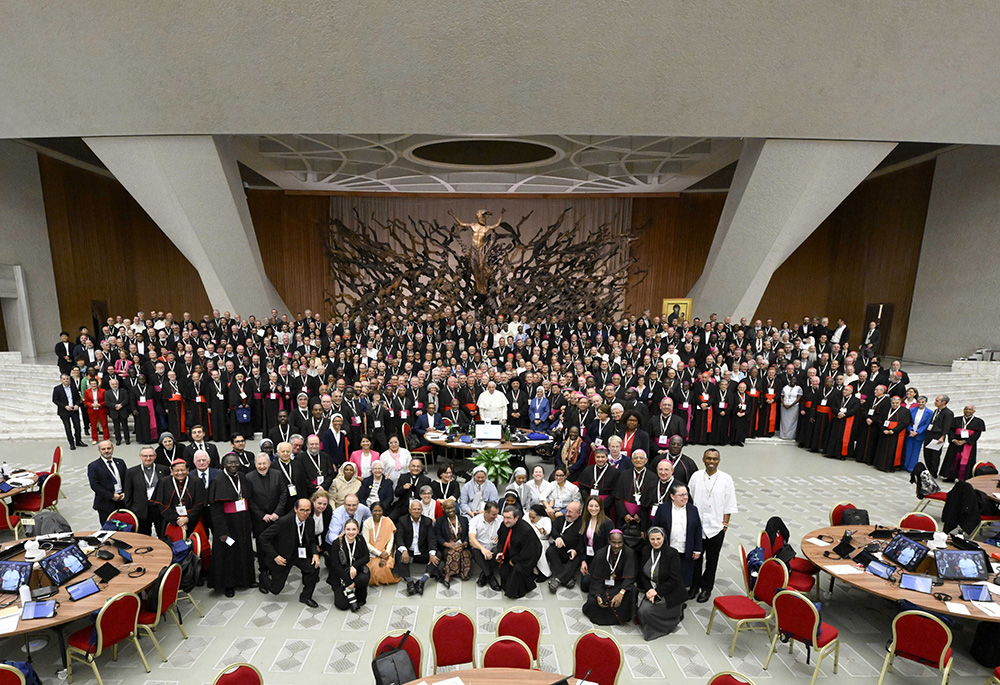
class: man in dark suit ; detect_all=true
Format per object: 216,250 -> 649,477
924,395 -> 955,477
393,499 -> 439,595
55,332 -> 75,376
53,374 -> 86,450
444,398 -> 472,432
183,425 -> 220,468
412,401 -> 445,448
104,377 -> 131,445
861,321 -> 881,354
546,500 -> 584,592
648,397 -> 689,463
190,450 -> 221,492
652,436 -> 700,485
122,446 -> 169,535
259,498 -> 322,607
247,453 -> 288,591
87,440 -> 128,524
391,459 -> 432,521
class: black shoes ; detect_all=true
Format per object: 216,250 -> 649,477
548,579 -> 560,594
696,590 -> 711,603
488,577 -> 502,592
688,587 -> 698,600
565,578 -> 576,589
224,588 -> 235,598
416,579 -> 426,595
476,573 -> 488,587
405,580 -> 416,596
441,577 -> 451,589
76,441 -> 86,447
300,596 -> 318,608
69,444 -> 76,451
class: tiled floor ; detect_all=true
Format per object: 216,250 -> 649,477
2,436 -> 998,684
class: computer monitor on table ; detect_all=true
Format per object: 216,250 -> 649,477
475,422 -> 503,441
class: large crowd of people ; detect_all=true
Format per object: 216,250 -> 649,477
57,306 -> 985,637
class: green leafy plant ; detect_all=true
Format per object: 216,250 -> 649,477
470,446 -> 514,486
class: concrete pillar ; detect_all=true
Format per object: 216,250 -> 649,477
84,135 -> 287,315
688,138 -> 896,319
0,140 -> 61,358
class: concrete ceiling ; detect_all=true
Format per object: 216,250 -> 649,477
2,2 -> 1000,144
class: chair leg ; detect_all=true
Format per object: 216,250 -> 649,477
809,650 -> 823,685
728,620 -> 744,657
833,640 -> 840,673
915,499 -> 927,513
763,631 -> 779,669
140,624 -> 167,662
182,592 -> 205,618
66,651 -> 73,683
706,606 -> 717,634
88,659 -> 103,685
171,607 -> 188,638
133,635 -> 151,673
111,643 -> 118,661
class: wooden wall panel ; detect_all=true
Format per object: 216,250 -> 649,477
626,193 -> 727,315
38,155 -> 211,332
247,190 -> 331,317
754,160 -> 936,357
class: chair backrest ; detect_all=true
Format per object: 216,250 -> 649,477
772,590 -> 821,647
497,607 -> 541,660
402,423 -> 412,439
890,610 -> 953,670
829,501 -> 857,526
482,636 -> 533,670
756,531 -> 773,559
753,558 -> 789,606
52,446 -> 63,474
94,592 -> 141,655
738,544 -> 752,594
0,664 -> 26,685
443,418 -> 452,428
213,662 -> 263,685
108,509 -> 139,530
573,629 -> 623,685
373,630 -> 423,677
708,672 -> 756,685
41,473 -> 61,509
899,512 -> 937,532
431,611 -> 475,669
0,499 -> 17,532
153,563 -> 182,619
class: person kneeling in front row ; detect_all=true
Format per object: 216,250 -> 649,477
259,497 -> 321,607
328,518 -> 370,611
393,499 -> 439,595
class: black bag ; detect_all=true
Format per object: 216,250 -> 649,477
178,550 -> 203,592
840,508 -> 870,526
372,630 -> 417,685
971,621 -> 1000,668
775,544 -> 797,564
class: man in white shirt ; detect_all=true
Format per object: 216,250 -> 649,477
686,449 -> 738,604
468,501 -> 502,590
476,381 -> 509,423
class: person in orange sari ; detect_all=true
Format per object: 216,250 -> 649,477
362,502 -> 399,585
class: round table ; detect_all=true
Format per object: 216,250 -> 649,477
406,667 -> 580,684
801,525 -> 1000,622
969,474 -> 1000,498
424,433 -> 553,453
0,470 -> 40,500
0,531 -> 173,665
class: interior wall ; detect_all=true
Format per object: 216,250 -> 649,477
38,154 -> 212,333
906,146 -> 1000,364
0,140 -> 61,357
754,160 -> 936,358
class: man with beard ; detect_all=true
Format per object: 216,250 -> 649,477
495,504 -> 542,599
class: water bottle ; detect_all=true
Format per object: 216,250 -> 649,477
19,584 -> 31,605
1,461 -> 8,478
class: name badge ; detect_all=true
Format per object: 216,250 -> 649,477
401,410 -> 409,419
740,404 -> 746,411
313,477 -> 320,486
240,392 -> 247,399
682,402 -> 689,409
298,547 -> 307,559
960,429 -> 971,439
700,394 -> 710,402
374,420 -> 382,428
594,438 -> 602,447
146,486 -> 155,499
634,493 -> 642,504
868,409 -> 875,416
288,484 -> 298,496
604,578 -> 615,587
217,393 -> 224,400
883,420 -> 891,428
269,393 -> 277,400
535,413 -> 541,420
719,402 -> 726,409
749,389 -> 759,396
657,436 -> 668,447
820,400 -> 827,406
176,505 -> 188,516
234,498 -> 247,512
389,409 -> 395,417
651,504 -> 659,517
351,416 -> 361,426
416,402 -> 424,409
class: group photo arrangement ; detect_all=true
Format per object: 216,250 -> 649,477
2,304 -> 998,685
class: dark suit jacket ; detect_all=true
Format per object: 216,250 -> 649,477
358,476 -> 394,511
259,510 -> 321,562
651,502 -> 704,558
52,383 -> 83,416
191,467 -> 222,491
246,469 -> 288,526
88,457 -> 129,513
548,515 -> 585,561
104,387 -> 131,418
433,514 -> 470,547
637,545 -> 688,607
394,473 -> 432,507
184,443 -> 221,469
394,514 -> 436,556
122,463 -> 169,520
648,413 -> 688,452
926,406 -> 955,440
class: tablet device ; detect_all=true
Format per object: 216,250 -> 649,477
0,560 -> 32,593
0,482 -> 12,493
39,543 -> 91,586
21,600 -> 57,619
935,549 -> 991,581
93,562 -> 121,583
866,560 -> 896,580
853,549 -> 879,567
899,572 -> 934,594
66,577 -> 101,601
118,547 -> 133,564
831,539 -> 855,559
960,584 -> 993,602
883,534 -> 930,572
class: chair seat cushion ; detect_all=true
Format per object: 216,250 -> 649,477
789,557 -> 819,574
816,622 -> 839,647
0,513 -> 20,531
11,492 -> 40,511
713,595 -> 767,620
788,571 -> 816,592
67,625 -> 96,651
898,646 -> 951,667
412,446 -> 433,453
137,610 -> 158,625
924,492 -> 948,501
981,515 -> 1000,522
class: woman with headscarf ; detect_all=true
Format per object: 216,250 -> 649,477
459,465 -> 499,518
330,461 -> 362,507
322,413 -> 349,467
582,530 -> 636,625
527,504 -> 552,578
636,526 -> 688,640
154,432 -> 180,469
506,467 -> 532,506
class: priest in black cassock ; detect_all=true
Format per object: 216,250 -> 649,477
824,386 -> 860,460
873,395 -> 912,473
855,385 -> 891,465
940,405 -> 987,482
583,531 -> 637,625
209,454 -> 256,597
495,504 -> 542,599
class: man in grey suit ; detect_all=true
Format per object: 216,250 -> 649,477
123,446 -> 169,535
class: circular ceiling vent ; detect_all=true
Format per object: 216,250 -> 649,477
410,139 -> 559,168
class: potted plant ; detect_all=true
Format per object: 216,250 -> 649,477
470,446 -> 514,486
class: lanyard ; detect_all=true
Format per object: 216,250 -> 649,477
633,469 -> 645,493
593,464 -> 608,488
228,473 -> 243,498
963,416 -> 974,429
607,547 -> 621,576
297,520 -> 305,546
173,477 -> 188,504
345,538 -> 357,564
142,467 -> 157,490
449,516 -> 461,539
650,549 -> 661,576
277,459 -> 293,482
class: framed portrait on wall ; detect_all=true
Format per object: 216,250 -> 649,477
662,298 -> 692,327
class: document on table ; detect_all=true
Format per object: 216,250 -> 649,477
972,601 -> 1000,618
0,606 -> 19,635
945,602 -> 971,616
434,678 -> 466,685
806,537 -> 831,547
825,564 -> 863,575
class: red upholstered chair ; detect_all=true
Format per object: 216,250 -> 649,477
898,512 -> 937,532
431,610 -> 476,672
402,423 -> 431,463
829,501 -> 858,526
708,672 -> 756,685
107,509 -> 139,531
373,630 -> 424,678
975,462 -> 997,477
764,590 -> 839,685
36,445 -> 62,481
11,473 -> 61,515
0,664 -> 26,685
66,592 -> 150,684
573,629 -> 623,685
497,606 -> 542,667
0,499 -> 23,539
213,663 -> 263,685
989,665 -> 1000,685
877,610 -> 952,685
915,490 -> 947,513
757,531 -> 816,596
137,563 -> 187,661
482,636 -> 533,670
708,551 -> 787,656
